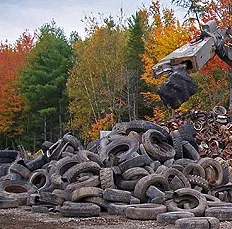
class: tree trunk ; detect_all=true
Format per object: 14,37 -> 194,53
44,116 -> 47,141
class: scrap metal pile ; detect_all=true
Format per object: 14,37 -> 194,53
1,106 -> 232,228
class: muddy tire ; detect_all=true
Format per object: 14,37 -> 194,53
63,161 -> 100,183
157,211 -> 195,224
61,202 -> 101,217
125,203 -> 166,220
99,168 -> 115,190
198,157 -> 223,186
171,130 -> 183,159
66,175 -> 100,192
115,178 -> 138,191
0,180 -> 38,205
161,168 -> 191,190
118,155 -> 151,173
99,136 -> 140,166
122,167 -> 149,180
182,140 -> 200,160
142,129 -> 175,162
71,187 -> 103,202
183,163 -> 205,178
134,174 -> 170,202
168,188 -> 207,216
9,162 -> 32,180
29,169 -> 51,191
39,191 -> 65,205
0,196 -> 19,209
26,155 -> 48,172
205,207 -> 232,221
188,175 -> 209,192
103,188 -> 131,203
83,196 -> 111,211
62,132 -> 84,151
175,217 -> 220,229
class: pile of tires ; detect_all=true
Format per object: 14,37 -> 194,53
0,117 -> 232,229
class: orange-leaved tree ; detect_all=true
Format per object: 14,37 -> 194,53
0,33 -> 34,144
141,0 -> 193,121
186,0 -> 232,110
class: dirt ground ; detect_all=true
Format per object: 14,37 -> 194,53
0,207 -> 232,229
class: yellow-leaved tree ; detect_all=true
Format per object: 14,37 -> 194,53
141,1 -> 193,121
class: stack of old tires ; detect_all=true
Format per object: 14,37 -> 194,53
0,119 -> 232,229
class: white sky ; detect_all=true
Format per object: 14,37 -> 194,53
0,0 -> 186,43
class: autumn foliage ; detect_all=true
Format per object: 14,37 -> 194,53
141,1 -> 192,120
0,33 -> 34,138
2,0 -> 232,147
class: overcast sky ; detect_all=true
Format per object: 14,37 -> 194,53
0,0 -> 186,43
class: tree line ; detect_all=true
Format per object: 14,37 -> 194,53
0,0 -> 231,151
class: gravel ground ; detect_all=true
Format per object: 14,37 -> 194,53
0,207 -> 232,229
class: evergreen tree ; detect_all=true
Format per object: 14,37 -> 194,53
125,10 -> 153,120
20,21 -> 73,150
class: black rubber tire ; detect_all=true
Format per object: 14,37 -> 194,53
157,211 -> 195,224
198,157 -> 223,186
122,167 -> 149,180
25,155 -> 48,172
125,120 -> 170,140
99,136 -> 140,166
0,164 -> 10,177
0,180 -> 38,205
83,196 -> 111,211
134,174 -> 170,202
187,175 -> 209,192
125,203 -> 167,220
103,188 -> 131,203
62,132 -> 84,151
175,217 -> 220,229
31,205 -> 49,213
161,168 -> 191,190
183,163 -> 206,178
182,140 -> 200,160
142,129 -> 175,162
168,188 -> 207,216
61,202 -> 101,217
39,191 -> 65,205
63,161 -> 100,183
41,141 -> 54,152
0,150 -> 18,158
71,187 -> 103,202
171,130 -> 183,159
46,139 -> 66,160
75,150 -> 103,166
99,168 -> 115,190
55,156 -> 79,176
115,178 -> 138,191
174,158 -> 196,167
118,155 -> 151,173
179,120 -> 198,150
0,196 -> 19,209
0,158 -> 17,163
9,163 -> 32,180
65,175 -> 100,192
29,169 -> 51,191
146,185 -> 165,200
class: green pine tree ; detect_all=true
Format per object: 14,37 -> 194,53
20,20 -> 73,151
